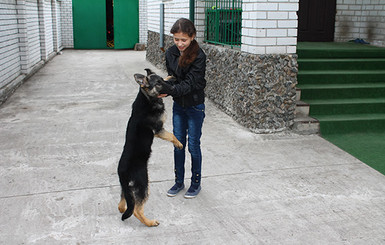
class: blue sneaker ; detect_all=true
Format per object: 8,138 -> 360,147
184,185 -> 201,199
167,183 -> 184,197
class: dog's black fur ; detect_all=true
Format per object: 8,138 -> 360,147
117,69 -> 182,227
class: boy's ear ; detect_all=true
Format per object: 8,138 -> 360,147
134,74 -> 148,87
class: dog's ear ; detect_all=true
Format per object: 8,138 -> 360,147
145,69 -> 155,76
134,74 -> 149,87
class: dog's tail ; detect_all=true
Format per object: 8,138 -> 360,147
119,175 -> 136,221
121,185 -> 135,221
122,189 -> 135,221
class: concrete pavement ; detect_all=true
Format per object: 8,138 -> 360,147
1,50 -> 385,244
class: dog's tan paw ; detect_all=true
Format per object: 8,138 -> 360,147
175,140 -> 183,150
149,220 -> 160,227
118,204 -> 126,214
164,76 -> 173,81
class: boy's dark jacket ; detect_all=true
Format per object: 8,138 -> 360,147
165,44 -> 206,107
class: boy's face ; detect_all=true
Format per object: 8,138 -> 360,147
173,32 -> 195,53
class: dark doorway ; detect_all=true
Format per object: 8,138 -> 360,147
106,0 -> 114,48
297,0 -> 337,42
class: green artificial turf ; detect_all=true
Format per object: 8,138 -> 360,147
297,42 -> 385,175
323,132 -> 385,175
297,42 -> 385,58
298,58 -> 385,70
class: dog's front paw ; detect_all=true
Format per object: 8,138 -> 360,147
164,76 -> 174,81
175,140 -> 183,150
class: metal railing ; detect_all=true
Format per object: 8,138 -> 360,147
204,0 -> 242,48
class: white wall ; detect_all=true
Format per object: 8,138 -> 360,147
24,0 -> 41,68
147,0 -> 190,35
139,0 -> 148,44
147,0 -> 299,54
52,0 -> 62,51
0,0 -> 21,90
241,0 -> 298,54
147,0 -> 204,41
40,0 -> 54,60
195,0 -> 205,41
0,0 -> 63,103
335,0 -> 385,47
60,0 -> 73,48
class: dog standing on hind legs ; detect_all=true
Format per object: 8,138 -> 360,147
117,69 -> 182,227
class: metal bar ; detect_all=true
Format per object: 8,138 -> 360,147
160,3 -> 164,50
189,0 -> 195,23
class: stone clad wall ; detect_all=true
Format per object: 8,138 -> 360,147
146,31 -> 297,133
204,45 -> 298,133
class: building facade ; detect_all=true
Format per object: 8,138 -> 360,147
1,0 -> 384,131
146,0 -> 299,132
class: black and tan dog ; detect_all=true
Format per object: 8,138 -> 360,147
117,69 -> 182,227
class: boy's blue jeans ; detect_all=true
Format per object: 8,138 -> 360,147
172,102 -> 205,187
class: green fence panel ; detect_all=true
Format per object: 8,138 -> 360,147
204,0 -> 242,47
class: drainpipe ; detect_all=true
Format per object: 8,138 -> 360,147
160,3 -> 165,52
189,0 -> 195,23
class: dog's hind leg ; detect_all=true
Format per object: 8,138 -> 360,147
132,178 -> 159,227
133,203 -> 160,227
155,129 -> 183,149
118,191 -> 126,213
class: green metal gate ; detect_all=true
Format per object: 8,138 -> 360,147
73,0 -> 106,49
73,0 -> 139,49
114,0 -> 139,49
204,0 -> 242,48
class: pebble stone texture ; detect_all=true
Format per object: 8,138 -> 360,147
146,31 -> 298,133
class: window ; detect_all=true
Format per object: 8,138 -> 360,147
204,0 -> 242,47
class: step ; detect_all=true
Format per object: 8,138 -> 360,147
292,115 -> 320,135
297,70 -> 385,84
298,83 -> 385,100
295,100 -> 310,116
296,88 -> 301,101
313,113 -> 385,134
306,98 -> 385,115
297,42 -> 385,59
298,58 -> 385,71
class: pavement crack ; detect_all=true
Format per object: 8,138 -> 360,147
0,184 -> 120,200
